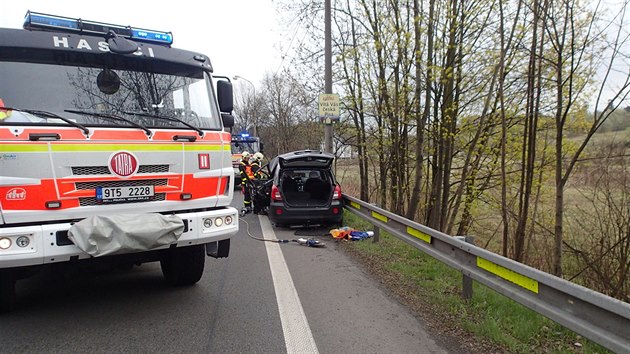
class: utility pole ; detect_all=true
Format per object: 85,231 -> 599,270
324,0 -> 333,154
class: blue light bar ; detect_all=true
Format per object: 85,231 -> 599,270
131,29 -> 173,45
27,13 -> 78,30
241,133 -> 250,137
23,11 -> 173,45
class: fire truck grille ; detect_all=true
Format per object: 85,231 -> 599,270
72,165 -> 170,175
79,193 -> 166,206
75,179 -> 169,190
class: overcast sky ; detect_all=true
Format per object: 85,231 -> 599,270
0,0 -> 284,88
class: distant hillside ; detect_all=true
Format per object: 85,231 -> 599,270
597,106 -> 630,133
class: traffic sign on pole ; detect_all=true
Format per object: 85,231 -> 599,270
318,93 -> 340,122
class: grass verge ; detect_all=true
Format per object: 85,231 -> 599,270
338,210 -> 610,354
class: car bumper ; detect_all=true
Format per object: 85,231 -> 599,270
268,201 -> 343,225
0,207 -> 239,269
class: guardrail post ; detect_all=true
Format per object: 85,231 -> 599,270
372,227 -> 380,243
455,235 -> 475,300
461,235 -> 475,300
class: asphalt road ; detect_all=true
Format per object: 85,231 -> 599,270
0,193 -> 447,353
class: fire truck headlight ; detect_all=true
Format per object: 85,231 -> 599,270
16,236 -> 30,248
214,217 -> 223,227
203,218 -> 213,228
225,216 -> 233,225
0,238 -> 11,250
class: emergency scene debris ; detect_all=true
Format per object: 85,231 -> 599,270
329,227 -> 374,241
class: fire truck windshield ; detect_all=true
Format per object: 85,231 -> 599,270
231,140 -> 260,154
0,61 -> 222,131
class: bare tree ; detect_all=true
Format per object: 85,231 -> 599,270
258,70 -> 322,155
546,0 -> 630,276
233,81 -> 263,134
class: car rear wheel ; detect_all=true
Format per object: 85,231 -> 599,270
160,245 -> 205,286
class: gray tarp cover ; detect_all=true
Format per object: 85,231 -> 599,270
68,214 -> 185,257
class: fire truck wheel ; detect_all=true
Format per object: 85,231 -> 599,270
160,245 -> 205,286
0,272 -> 16,313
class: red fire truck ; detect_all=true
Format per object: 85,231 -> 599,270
0,11 -> 239,311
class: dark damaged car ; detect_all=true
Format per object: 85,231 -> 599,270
267,150 -> 343,227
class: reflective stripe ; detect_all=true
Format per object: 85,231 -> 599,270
0,143 -> 229,152
185,145 -> 231,151
0,144 -> 48,152
53,144 -> 182,152
371,211 -> 388,223
406,227 -> 431,244
477,257 -> 539,293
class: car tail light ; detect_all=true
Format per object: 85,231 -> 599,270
271,185 -> 282,201
333,185 -> 342,200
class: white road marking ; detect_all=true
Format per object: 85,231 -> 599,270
259,215 -> 319,354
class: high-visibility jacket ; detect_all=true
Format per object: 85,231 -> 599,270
251,161 -> 266,179
239,160 -> 253,185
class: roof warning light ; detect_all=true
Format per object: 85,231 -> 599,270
23,11 -> 173,45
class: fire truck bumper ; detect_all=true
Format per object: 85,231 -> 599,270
0,207 -> 239,269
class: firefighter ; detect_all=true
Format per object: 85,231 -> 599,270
239,151 -> 253,213
250,152 -> 268,215
251,152 -> 267,179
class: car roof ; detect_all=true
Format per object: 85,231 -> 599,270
277,150 -> 334,169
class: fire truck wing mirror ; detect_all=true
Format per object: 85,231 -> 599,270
221,113 -> 234,128
217,80 -> 234,113
105,30 -> 139,55
259,142 -> 264,153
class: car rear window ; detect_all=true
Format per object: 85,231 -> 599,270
283,169 -> 328,181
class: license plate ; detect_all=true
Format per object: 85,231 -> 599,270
96,185 -> 154,203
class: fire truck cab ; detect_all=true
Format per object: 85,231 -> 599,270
0,12 -> 238,312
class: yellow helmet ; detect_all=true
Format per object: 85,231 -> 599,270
241,151 -> 250,160
253,152 -> 264,162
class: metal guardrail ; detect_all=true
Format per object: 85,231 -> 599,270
342,194 -> 630,354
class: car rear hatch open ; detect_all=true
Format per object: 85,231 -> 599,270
278,150 -> 334,169
277,150 -> 335,208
